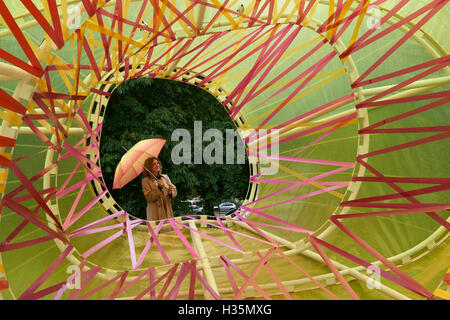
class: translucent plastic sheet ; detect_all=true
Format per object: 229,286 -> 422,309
0,0 -> 448,300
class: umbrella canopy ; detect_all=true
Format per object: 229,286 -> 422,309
1,0 -> 449,302
113,139 -> 166,189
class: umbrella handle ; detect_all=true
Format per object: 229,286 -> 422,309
122,145 -> 159,180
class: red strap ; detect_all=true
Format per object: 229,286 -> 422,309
0,1 -> 43,76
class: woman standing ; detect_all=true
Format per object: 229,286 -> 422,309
141,156 -> 177,221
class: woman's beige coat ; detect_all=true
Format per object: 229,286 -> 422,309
141,174 -> 177,221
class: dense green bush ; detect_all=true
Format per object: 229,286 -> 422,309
100,77 -> 249,219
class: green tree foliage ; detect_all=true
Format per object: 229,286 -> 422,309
100,77 -> 249,219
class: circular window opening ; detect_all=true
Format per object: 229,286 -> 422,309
99,77 -> 250,220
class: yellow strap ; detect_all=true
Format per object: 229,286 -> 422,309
326,0 -> 335,40
273,0 -> 291,24
343,0 -> 369,63
84,20 -> 143,50
0,152 -> 12,161
210,0 -> 239,29
326,0 -> 355,41
184,0 -> 197,31
0,109 -> 22,127
0,170 -> 7,181
51,56 -> 75,94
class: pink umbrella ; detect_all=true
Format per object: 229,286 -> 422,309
113,139 -> 166,189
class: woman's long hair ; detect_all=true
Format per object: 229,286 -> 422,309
143,156 -> 161,178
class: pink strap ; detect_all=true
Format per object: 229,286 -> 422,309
220,256 -> 239,295
176,27 -> 268,81
220,253 -> 273,300
252,182 -> 348,210
63,190 -> 108,230
66,266 -> 103,300
7,160 -> 63,229
62,141 -> 107,192
356,55 -> 450,91
328,0 -> 369,45
125,213 -> 137,269
143,220 -> 171,265
187,261 -> 197,300
191,264 -> 222,300
82,34 -> 102,80
241,205 -> 315,234
184,215 -> 275,246
232,210 -> 280,245
201,0 -> 231,33
356,158 -> 450,229
216,217 -> 244,252
256,250 -> 293,299
195,26 -> 277,87
63,183 -> 86,230
242,50 -> 337,137
337,204 -> 450,219
104,271 -> 129,300
156,264 -> 180,300
165,263 -> 190,300
134,265 -> 176,300
226,24 -> 299,116
170,32 -> 228,80
247,166 -> 353,211
115,268 -> 152,298
57,168 -> 100,199
314,221 -> 434,299
340,0 -> 413,58
352,1 -> 448,87
2,197 -> 68,245
293,118 -> 354,156
270,112 -> 356,150
68,210 -> 126,237
19,245 -> 74,299
356,59 -> 449,110
78,270 -> 128,300
131,0 -> 201,58
223,215 -> 313,233
342,184 -> 450,206
81,229 -> 125,258
309,236 -> 360,300
276,248 -> 339,300
228,25 -> 301,110
80,219 -> 144,259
